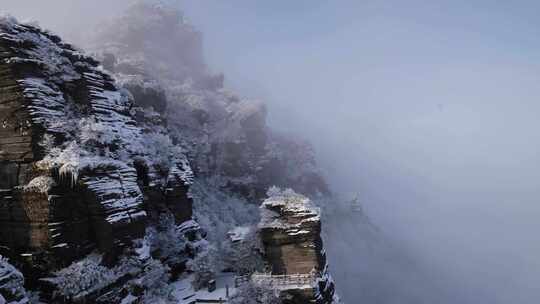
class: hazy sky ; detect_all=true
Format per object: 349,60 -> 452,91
178,1 -> 540,196
2,1 -> 540,303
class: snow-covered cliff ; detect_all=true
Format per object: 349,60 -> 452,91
0,3 -> 339,303
0,14 -> 194,298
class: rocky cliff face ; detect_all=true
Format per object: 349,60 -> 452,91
0,17 -> 193,289
259,188 -> 338,304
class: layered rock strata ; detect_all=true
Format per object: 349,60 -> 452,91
258,190 -> 339,303
0,18 -> 193,281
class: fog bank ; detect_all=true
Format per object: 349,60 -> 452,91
180,1 -> 540,303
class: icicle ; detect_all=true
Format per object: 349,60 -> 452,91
59,163 -> 79,188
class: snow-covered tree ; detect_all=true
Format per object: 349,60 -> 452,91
138,132 -> 184,174
79,117 -> 118,146
190,179 -> 260,244
186,239 -> 219,290
0,256 -> 29,304
229,281 -> 282,304
138,259 -> 173,304
265,186 -> 305,202
222,226 -> 265,275
44,254 -> 118,298
145,214 -> 188,266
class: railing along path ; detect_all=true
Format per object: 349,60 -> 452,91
234,273 -> 317,288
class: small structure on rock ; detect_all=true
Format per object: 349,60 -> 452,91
350,194 -> 364,213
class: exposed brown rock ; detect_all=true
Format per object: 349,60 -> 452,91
259,193 -> 324,275
258,190 -> 338,303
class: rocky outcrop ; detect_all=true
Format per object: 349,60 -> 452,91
259,191 -> 324,275
0,16 -> 193,288
258,189 -> 339,303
